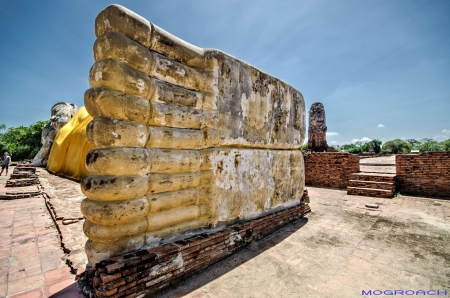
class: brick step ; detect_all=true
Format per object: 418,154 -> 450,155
348,180 -> 395,191
10,173 -> 38,179
347,187 -> 393,198
350,172 -> 396,183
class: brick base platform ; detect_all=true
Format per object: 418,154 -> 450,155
80,204 -> 311,298
10,165 -> 37,180
6,178 -> 39,187
0,190 -> 41,199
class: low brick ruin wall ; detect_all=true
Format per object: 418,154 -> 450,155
81,204 -> 311,297
396,152 -> 450,197
304,152 -> 360,189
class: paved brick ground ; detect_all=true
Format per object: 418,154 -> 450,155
0,167 -> 83,298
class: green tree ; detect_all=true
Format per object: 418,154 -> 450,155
0,121 -> 48,161
382,139 -> 412,154
339,143 -> 362,154
372,139 -> 382,153
405,139 -> 421,148
417,138 -> 442,152
441,139 -> 450,151
361,139 -> 382,154
299,143 -> 308,150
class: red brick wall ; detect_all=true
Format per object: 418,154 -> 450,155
304,152 -> 360,189
396,152 -> 450,197
81,204 -> 311,298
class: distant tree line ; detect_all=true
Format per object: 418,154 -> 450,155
337,139 -> 383,154
0,121 -> 48,161
333,138 -> 450,154
2,120 -> 450,161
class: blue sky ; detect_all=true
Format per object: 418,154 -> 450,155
1,0 -> 449,145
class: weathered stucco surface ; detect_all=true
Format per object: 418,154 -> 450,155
82,4 -> 306,265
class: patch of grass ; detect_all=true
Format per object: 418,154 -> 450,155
393,192 -> 402,198
241,237 -> 248,246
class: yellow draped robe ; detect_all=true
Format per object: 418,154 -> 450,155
47,107 -> 94,180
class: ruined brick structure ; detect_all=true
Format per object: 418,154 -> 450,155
0,163 -> 40,199
304,153 -> 360,188
396,152 -> 450,197
308,102 -> 331,152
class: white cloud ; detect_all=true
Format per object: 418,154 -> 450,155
352,137 -> 371,143
326,132 -> 338,136
443,129 -> 450,134
400,137 -> 406,140
433,135 -> 449,141
377,124 -> 385,128
329,140 -> 353,146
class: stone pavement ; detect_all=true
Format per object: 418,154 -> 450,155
360,155 -> 396,174
154,187 -> 450,297
2,165 -> 450,297
39,169 -> 88,272
0,166 -> 83,297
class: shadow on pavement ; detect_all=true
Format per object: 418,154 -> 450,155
154,217 -> 309,297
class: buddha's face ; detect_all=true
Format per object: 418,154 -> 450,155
50,103 -> 78,131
